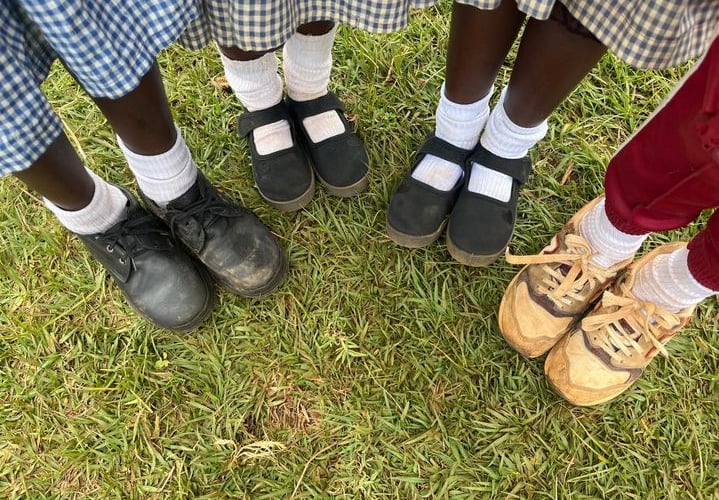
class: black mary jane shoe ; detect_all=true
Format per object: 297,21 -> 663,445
288,92 -> 369,197
77,187 -> 215,331
237,100 -> 315,211
141,172 -> 287,298
386,134 -> 470,248
446,144 -> 531,267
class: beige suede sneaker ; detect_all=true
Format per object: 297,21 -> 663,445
544,243 -> 693,406
498,198 -> 632,358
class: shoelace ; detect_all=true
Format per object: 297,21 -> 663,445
97,213 -> 168,261
506,234 -> 615,307
165,182 -> 242,242
580,282 -> 682,362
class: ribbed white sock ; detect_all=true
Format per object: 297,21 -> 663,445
579,198 -> 647,269
45,169 -> 127,235
119,125 -> 198,206
471,87 -> 548,202
220,51 -> 293,155
411,83 -> 492,191
632,247 -> 715,312
283,27 -> 344,144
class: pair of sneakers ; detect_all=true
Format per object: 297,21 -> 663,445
387,134 -> 531,266
77,172 -> 287,331
499,198 -> 694,406
238,92 -> 369,211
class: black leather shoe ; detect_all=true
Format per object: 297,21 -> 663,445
141,172 -> 287,297
288,92 -> 369,197
77,188 -> 215,330
237,101 -> 315,211
446,144 -> 532,267
386,134 -> 469,248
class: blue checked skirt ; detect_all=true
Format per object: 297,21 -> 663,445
183,0 -> 719,70
0,0 -> 199,176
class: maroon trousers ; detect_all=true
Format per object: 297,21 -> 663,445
604,33 -> 719,291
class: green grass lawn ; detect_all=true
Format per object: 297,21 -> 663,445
1,5 -> 718,498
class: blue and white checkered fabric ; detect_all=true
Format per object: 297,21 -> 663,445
462,0 -> 719,69
183,0 -> 719,71
0,0 -> 199,176
181,0 -> 438,51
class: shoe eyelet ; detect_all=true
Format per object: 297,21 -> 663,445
119,257 -> 127,265
106,245 -> 114,253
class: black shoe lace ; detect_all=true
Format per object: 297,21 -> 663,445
165,181 -> 243,241
98,213 -> 169,262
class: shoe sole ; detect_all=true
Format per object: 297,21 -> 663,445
262,176 -> 316,212
446,224 -> 504,267
386,217 -> 445,248
316,171 -> 369,198
209,242 -> 289,298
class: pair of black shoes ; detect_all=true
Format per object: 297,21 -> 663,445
238,92 -> 369,211
387,135 -> 531,267
77,172 -> 287,331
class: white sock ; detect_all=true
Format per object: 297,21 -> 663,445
45,169 -> 127,235
220,51 -> 293,155
580,198 -> 647,269
411,83 -> 493,191
471,87 -> 548,202
118,125 -> 198,206
283,27 -> 345,144
633,247 -> 715,312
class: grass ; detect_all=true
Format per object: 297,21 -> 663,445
1,3 -> 718,498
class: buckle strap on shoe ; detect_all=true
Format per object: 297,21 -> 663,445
468,145 -> 532,184
237,101 -> 291,137
288,92 -> 345,121
417,134 -> 471,168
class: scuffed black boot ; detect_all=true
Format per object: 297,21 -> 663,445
141,172 -> 287,297
77,188 -> 215,330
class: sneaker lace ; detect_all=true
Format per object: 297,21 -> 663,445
580,282 -> 682,362
506,234 -> 615,307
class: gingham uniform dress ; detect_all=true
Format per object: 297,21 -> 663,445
0,0 -> 199,176
183,0 -> 719,70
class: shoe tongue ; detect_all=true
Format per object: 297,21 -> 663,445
168,181 -> 202,210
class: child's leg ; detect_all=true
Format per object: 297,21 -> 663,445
471,5 -> 607,201
14,133 -> 95,211
92,62 -> 287,297
15,133 -> 127,234
411,1 -> 525,191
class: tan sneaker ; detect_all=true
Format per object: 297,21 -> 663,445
498,198 -> 632,358
544,242 -> 693,406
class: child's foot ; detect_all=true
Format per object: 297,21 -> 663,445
386,134 -> 470,247
237,101 -> 315,211
77,188 -> 215,330
288,92 -> 369,197
446,144 -> 531,266
446,87 -> 547,267
544,242 -> 694,406
499,198 -> 633,358
141,171 -> 287,297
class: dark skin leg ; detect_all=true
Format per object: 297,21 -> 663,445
504,15 -> 607,127
444,1 -> 525,104
15,61 -> 181,211
218,21 -> 335,61
92,62 -> 177,155
14,133 -> 95,211
444,1 -> 607,127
